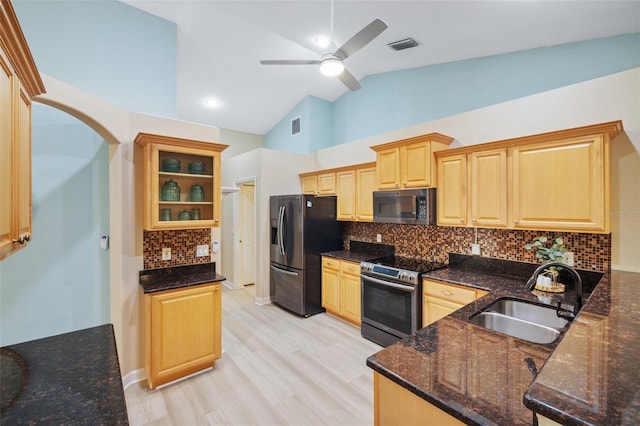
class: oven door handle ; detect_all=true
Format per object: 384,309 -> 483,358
362,275 -> 416,292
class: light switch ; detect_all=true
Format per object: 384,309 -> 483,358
196,244 -> 209,257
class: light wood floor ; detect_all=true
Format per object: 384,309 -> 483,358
125,285 -> 382,425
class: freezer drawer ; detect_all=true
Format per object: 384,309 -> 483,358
270,263 -> 306,316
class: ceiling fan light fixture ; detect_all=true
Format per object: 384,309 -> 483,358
319,56 -> 344,76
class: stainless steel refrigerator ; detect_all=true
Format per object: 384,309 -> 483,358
270,194 -> 343,316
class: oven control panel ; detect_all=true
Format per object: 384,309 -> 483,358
361,262 -> 419,285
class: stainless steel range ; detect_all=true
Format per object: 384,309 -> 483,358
360,256 -> 445,347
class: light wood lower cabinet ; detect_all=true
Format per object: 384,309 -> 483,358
374,372 -> 465,426
321,257 -> 361,326
143,283 -> 222,389
422,279 -> 488,327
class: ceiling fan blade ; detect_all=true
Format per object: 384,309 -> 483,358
337,68 -> 361,91
260,59 -> 321,65
334,18 -> 388,60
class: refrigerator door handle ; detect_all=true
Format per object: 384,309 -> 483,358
278,205 -> 285,256
270,264 -> 299,276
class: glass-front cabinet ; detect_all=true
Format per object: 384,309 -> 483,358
135,133 -> 228,230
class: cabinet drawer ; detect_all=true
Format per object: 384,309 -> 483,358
322,256 -> 340,270
423,280 -> 476,304
340,261 -> 361,276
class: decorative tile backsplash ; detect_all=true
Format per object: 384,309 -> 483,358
143,229 -> 211,269
344,223 -> 611,272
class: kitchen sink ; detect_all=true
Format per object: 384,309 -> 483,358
469,298 -> 569,344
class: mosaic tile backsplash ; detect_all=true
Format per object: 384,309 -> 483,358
143,229 -> 211,269
344,223 -> 611,272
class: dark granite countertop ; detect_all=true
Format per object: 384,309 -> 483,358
139,262 -> 226,293
322,240 -> 394,263
367,253 -> 618,426
524,270 -> 640,425
0,324 -> 128,425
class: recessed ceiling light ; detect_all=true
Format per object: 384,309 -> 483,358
203,98 -> 221,108
315,36 -> 331,48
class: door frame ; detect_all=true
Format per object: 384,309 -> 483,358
233,176 -> 257,290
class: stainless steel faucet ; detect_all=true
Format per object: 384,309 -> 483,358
525,262 -> 583,319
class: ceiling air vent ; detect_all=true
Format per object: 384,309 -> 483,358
291,116 -> 301,136
387,37 -> 422,51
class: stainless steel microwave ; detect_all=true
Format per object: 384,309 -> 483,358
372,188 -> 437,225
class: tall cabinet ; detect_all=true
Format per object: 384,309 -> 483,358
0,0 -> 46,260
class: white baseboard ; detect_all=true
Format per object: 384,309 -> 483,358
255,295 -> 272,305
122,368 -> 146,390
222,280 -> 235,290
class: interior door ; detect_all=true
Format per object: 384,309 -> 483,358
240,183 -> 255,285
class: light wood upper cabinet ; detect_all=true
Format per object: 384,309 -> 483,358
301,174 -> 318,195
299,171 -> 336,195
0,1 -> 46,261
510,135 -> 606,232
437,148 -> 508,228
336,170 -> 356,220
136,133 -> 228,230
371,133 -> 454,190
143,282 -> 222,389
436,154 -> 467,226
435,122 -> 622,233
335,162 -> 376,222
322,256 -> 362,326
355,166 -> 376,221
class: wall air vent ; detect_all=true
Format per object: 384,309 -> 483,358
291,116 -> 301,136
387,37 -> 422,51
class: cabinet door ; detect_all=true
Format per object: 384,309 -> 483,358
317,172 -> 336,195
467,328 -> 509,416
149,284 -> 221,388
301,175 -> 318,194
508,339 -> 551,422
15,83 -> 32,240
423,296 -> 464,326
321,264 -> 340,313
376,147 -> 400,189
436,154 -> 467,226
401,141 -> 431,188
336,170 -> 356,221
469,148 -> 508,227
0,52 -> 14,257
510,136 -> 606,232
355,167 -> 376,222
341,261 -> 361,325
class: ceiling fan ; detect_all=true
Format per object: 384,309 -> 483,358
259,2 -> 388,91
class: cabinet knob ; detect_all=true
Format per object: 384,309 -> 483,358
472,218 -> 477,222
459,218 -> 464,223
395,183 -> 399,188
12,233 -> 30,244
215,287 -> 220,292
514,220 -> 519,224
214,219 -> 220,223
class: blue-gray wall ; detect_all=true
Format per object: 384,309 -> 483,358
265,33 -> 640,152
0,105 -> 110,345
13,0 -> 177,117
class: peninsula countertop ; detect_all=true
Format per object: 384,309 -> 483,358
0,324 -> 128,424
366,254 -> 639,425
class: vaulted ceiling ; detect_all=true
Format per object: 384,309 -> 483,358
121,1 -> 640,135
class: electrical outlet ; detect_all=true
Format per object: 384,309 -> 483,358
376,234 -> 382,243
162,247 -> 171,261
196,244 -> 209,257
562,251 -> 574,266
471,243 -> 481,256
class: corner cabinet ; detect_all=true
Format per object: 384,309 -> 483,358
371,133 -> 453,190
135,133 -> 228,230
0,1 -> 46,260
143,282 -> 222,389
